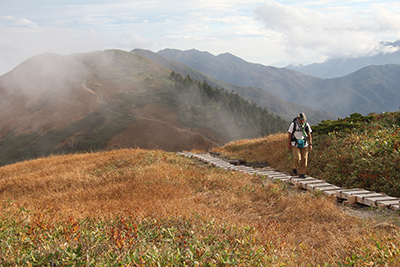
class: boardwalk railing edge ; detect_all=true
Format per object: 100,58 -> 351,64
177,152 -> 400,211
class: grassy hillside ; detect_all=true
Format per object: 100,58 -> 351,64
1,148 -> 399,265
0,49 -> 287,167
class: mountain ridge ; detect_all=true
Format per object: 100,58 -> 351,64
133,48 -> 336,124
156,48 -> 400,117
286,41 -> 400,78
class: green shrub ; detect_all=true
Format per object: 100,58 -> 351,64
312,113 -> 374,135
310,111 -> 400,196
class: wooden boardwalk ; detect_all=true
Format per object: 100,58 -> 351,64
178,152 -> 400,211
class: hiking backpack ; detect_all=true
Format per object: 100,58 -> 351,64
290,117 -> 309,143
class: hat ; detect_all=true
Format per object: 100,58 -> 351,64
297,113 -> 306,120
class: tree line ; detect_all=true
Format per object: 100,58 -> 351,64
165,72 -> 287,141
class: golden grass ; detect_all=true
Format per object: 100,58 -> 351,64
1,145 -> 399,265
212,133 -> 291,171
0,148 -> 278,223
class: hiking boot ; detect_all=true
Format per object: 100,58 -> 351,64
299,174 -> 306,178
292,169 -> 298,175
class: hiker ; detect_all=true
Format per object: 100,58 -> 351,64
287,113 -> 312,178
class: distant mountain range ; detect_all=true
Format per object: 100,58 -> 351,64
286,40 -> 400,78
156,48 -> 400,117
132,49 -> 336,124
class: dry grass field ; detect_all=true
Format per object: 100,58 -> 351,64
213,133 -> 291,171
1,135 -> 400,265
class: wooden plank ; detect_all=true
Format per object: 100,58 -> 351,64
377,200 -> 400,205
314,185 -> 341,191
267,172 -> 288,175
339,190 -> 371,199
267,173 -> 290,177
300,180 -> 325,190
238,169 -> 252,173
264,171 -> 286,175
363,196 -> 399,207
299,179 -> 323,184
307,183 -> 338,193
305,183 -> 327,191
266,172 -> 289,176
355,193 -> 386,203
365,196 -> 398,201
297,180 -> 323,189
322,189 -> 341,197
290,177 -> 316,183
338,188 -> 363,192
311,183 -> 339,189
268,176 -> 291,180
264,172 -> 285,176
268,174 -> 290,179
218,164 -> 232,168
235,166 -> 251,170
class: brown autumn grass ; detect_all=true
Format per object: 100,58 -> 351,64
1,137 -> 400,265
213,133 -> 292,171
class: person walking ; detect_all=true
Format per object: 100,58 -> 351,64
288,113 -> 312,178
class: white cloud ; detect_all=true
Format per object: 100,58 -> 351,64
2,15 -> 40,31
77,15 -> 116,26
254,0 -> 400,62
3,15 -> 15,20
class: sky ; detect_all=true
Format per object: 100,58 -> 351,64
1,0 -> 400,75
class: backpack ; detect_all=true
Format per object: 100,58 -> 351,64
290,118 -> 309,147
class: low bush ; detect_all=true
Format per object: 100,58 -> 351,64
310,112 -> 400,196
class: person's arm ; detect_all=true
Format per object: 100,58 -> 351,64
288,132 -> 292,150
308,132 -> 313,151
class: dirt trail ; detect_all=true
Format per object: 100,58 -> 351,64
82,81 -> 104,103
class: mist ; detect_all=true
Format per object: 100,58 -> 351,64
0,52 -> 111,135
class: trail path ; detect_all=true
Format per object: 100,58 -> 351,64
82,81 -> 104,103
178,152 -> 400,216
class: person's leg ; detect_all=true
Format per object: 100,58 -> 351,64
298,147 -> 309,175
292,146 -> 301,174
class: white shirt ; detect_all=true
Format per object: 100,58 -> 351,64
288,121 -> 312,147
